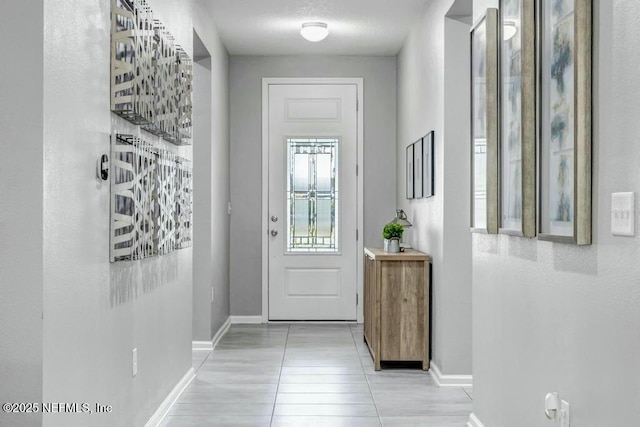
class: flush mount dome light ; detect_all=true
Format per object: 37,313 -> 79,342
503,21 -> 517,41
301,22 -> 329,42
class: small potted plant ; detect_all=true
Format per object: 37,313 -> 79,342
383,223 -> 404,253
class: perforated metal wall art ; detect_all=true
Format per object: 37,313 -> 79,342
110,134 -> 192,262
110,0 -> 192,145
175,157 -> 193,249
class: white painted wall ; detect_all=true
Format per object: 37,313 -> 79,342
0,3 -> 44,426
16,1 -> 232,427
229,56 -> 397,316
397,0 -> 473,375
471,0 -> 640,425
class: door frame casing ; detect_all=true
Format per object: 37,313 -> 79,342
261,77 -> 364,323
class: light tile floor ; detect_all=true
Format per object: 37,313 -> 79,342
161,324 -> 471,426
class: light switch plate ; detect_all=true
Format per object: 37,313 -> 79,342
611,192 -> 635,236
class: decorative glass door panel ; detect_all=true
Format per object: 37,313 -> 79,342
286,138 -> 339,253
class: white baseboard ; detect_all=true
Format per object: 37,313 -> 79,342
156,318 -> 230,427
467,413 -> 485,427
192,341 -> 213,351
429,360 -> 473,387
145,368 -> 195,427
230,315 -> 264,324
192,316 -> 231,351
211,317 -> 231,350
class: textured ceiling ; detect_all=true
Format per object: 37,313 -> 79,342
198,0 -> 433,56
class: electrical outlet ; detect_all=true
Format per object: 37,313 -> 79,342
560,400 -> 570,427
132,348 -> 138,377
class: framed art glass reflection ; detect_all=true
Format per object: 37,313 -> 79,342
537,0 -> 592,244
471,9 -> 499,233
499,0 -> 536,237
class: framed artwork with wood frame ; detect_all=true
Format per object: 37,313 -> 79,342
406,144 -> 414,199
470,9 -> 499,234
498,0 -> 536,237
537,0 -> 592,244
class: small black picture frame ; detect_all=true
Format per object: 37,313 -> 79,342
423,131 -> 435,198
406,144 -> 414,199
413,138 -> 423,198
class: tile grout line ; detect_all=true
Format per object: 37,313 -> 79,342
269,323 -> 291,427
349,324 -> 383,426
168,349 -> 212,415
463,387 -> 473,401
194,349 -> 212,373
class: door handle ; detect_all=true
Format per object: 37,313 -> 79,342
271,215 -> 278,223
271,229 -> 278,237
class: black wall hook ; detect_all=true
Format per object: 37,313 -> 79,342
98,154 -> 109,181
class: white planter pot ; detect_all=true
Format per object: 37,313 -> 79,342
383,238 -> 400,253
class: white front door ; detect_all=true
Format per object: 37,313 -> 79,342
267,83 -> 358,320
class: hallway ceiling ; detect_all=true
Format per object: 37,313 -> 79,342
198,0 -> 432,56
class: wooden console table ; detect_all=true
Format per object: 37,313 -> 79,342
363,247 -> 430,371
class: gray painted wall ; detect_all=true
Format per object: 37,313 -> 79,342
192,26 -> 231,342
396,0 -> 473,375
442,16 -> 473,374
193,56 -> 214,340
206,31 -> 231,336
0,1 -> 234,427
471,0 -> 640,425
0,2 -> 44,426
229,56 -> 397,316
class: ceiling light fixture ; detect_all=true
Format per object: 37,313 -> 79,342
300,22 -> 329,42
